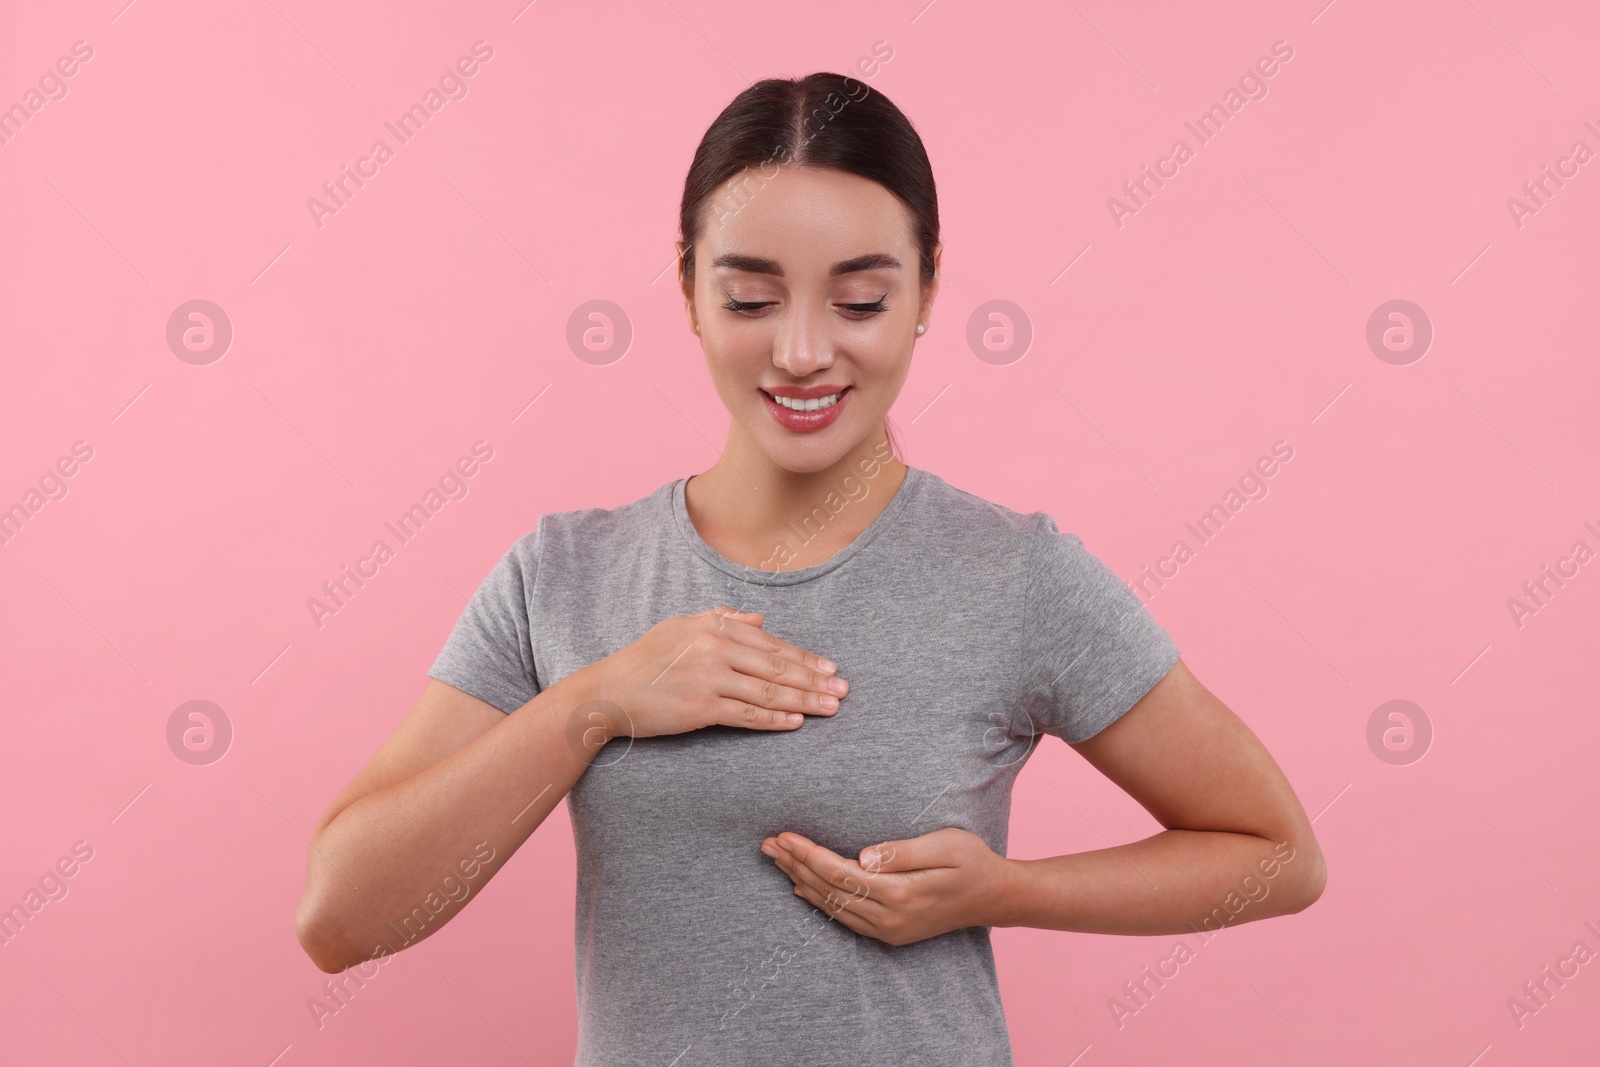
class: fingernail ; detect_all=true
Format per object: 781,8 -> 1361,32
860,847 -> 880,867
828,677 -> 848,695
819,657 -> 837,673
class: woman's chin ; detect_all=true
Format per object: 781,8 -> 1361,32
754,428 -> 860,476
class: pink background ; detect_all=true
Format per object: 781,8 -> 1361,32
3,0 -> 1597,1063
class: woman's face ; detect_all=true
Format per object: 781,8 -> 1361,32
677,165 -> 940,475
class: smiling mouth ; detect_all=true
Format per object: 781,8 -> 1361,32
760,386 -> 851,412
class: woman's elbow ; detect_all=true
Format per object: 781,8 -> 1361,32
1284,844 -> 1328,914
296,889 -> 361,974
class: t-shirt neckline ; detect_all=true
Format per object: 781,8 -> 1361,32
670,464 -> 924,586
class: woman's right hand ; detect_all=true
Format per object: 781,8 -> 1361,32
569,606 -> 849,741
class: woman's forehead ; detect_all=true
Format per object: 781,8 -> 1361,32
699,172 -> 915,273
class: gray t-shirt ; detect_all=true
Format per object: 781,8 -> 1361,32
428,463 -> 1180,1066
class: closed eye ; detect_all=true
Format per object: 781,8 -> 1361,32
720,297 -> 891,318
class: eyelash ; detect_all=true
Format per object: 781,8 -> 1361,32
721,297 -> 890,318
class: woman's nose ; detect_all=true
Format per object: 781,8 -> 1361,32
772,310 -> 833,377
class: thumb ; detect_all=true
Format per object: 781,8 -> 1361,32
858,840 -> 910,873
712,606 -> 763,626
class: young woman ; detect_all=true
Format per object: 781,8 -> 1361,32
295,72 -> 1326,1065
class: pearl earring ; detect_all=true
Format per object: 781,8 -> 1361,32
915,323 -> 925,334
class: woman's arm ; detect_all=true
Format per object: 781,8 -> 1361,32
297,605 -> 845,972
765,659 -> 1325,945
294,670 -> 605,973
994,658 -> 1327,934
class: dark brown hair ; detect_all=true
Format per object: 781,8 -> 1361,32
677,71 -> 939,461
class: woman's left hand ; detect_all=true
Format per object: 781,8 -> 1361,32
759,827 -> 1013,946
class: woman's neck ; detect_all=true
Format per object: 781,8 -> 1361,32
683,436 -> 907,571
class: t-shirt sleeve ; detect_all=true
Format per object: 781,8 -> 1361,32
426,524 -> 543,714
1015,514 -> 1181,743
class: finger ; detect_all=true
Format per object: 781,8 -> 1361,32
701,641 -> 842,717
720,652 -> 846,717
773,849 -> 883,920
710,697 -> 808,732
863,829 -> 966,874
768,844 -> 896,927
791,880 -> 879,939
715,611 -> 839,677
859,840 -> 903,874
777,835 -> 875,900
705,605 -> 762,630
778,834 -> 852,879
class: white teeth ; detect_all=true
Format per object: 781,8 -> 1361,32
771,391 -> 842,412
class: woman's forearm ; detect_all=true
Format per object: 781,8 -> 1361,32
994,827 -> 1326,936
295,670 -> 604,972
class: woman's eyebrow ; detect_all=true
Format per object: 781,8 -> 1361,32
710,252 -> 903,277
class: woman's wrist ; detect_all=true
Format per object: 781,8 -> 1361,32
987,856 -> 1028,929
545,666 -> 623,755
987,856 -> 1066,930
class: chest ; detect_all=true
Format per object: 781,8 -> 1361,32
534,567 -> 1034,860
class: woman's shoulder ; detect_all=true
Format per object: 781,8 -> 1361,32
503,477 -> 678,561
892,467 -> 1075,590
910,465 -> 1058,545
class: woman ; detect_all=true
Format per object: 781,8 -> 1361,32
295,72 -> 1326,1065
